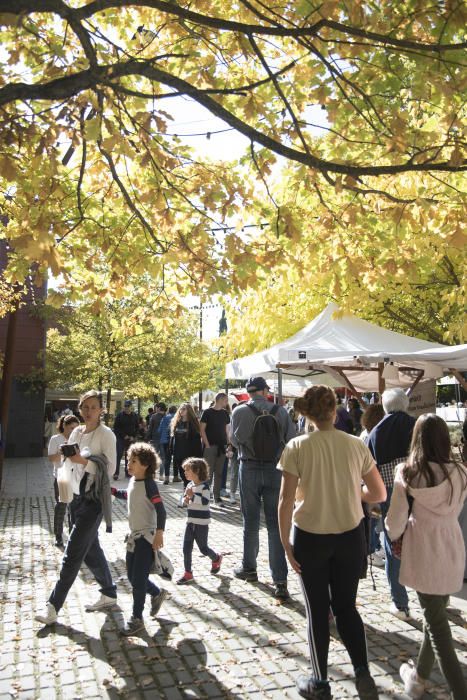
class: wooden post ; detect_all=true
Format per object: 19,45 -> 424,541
378,362 -> 385,395
331,368 -> 365,407
406,370 -> 425,397
450,369 -> 467,393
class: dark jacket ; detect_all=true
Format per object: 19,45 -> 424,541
146,412 -> 164,444
368,411 -> 416,465
82,454 -> 113,532
113,411 -> 138,440
171,421 -> 203,464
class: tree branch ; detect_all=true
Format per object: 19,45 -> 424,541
0,59 -> 464,177
2,1 -> 465,52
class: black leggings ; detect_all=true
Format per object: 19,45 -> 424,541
293,521 -> 368,681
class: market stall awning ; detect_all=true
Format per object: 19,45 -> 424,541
226,303 -> 467,396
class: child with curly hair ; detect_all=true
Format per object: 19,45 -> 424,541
112,442 -> 167,635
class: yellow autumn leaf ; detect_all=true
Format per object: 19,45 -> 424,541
0,156 -> 18,181
84,117 -> 102,141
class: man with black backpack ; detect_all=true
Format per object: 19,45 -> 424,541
230,376 -> 296,600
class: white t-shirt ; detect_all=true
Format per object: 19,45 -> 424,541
278,429 -> 375,534
48,433 -> 66,478
68,423 -> 116,495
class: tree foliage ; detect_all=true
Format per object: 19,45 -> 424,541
0,0 -> 465,306
45,298 -> 214,401
0,275 -> 23,320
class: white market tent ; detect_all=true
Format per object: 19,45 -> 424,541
225,303 -> 467,398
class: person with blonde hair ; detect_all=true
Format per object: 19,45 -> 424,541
278,385 -> 386,700
170,403 -> 203,488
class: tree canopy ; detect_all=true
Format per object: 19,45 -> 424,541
45,296 -> 214,400
0,0 -> 465,307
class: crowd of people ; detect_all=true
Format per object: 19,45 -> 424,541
38,380 -> 467,700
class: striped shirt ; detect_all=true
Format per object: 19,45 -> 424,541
186,480 -> 211,525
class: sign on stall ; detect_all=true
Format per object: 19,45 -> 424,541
408,380 -> 436,417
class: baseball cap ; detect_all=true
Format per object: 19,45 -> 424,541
124,400 -> 133,407
246,376 -> 270,392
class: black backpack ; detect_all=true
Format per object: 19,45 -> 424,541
247,403 -> 282,462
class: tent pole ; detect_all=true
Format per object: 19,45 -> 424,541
277,368 -> 283,404
378,362 -> 385,395
331,368 -> 365,407
225,378 -> 229,395
450,369 -> 467,392
406,370 -> 424,397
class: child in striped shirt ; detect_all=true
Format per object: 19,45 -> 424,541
177,457 -> 222,584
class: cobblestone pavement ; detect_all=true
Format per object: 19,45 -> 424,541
1,457 -> 466,700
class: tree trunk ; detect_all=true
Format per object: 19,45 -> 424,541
105,387 -> 111,425
0,307 -> 18,487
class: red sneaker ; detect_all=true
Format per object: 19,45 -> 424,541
211,554 -> 223,574
176,572 -> 194,585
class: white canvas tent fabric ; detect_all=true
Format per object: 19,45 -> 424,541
225,303 -> 467,393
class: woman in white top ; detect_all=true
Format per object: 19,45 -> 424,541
36,390 -> 117,626
278,386 -> 386,700
48,414 -> 79,547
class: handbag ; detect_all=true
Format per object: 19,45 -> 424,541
390,492 -> 414,560
56,458 -> 74,503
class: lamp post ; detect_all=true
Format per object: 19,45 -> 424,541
198,298 -> 203,412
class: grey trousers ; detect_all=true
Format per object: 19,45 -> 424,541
204,446 -> 225,501
417,592 -> 467,699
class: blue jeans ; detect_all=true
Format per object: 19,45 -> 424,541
115,437 -> 129,476
238,461 -> 287,583
381,489 -> 409,609
159,443 -> 172,478
126,537 -> 160,618
369,517 -> 382,554
49,496 -> 116,612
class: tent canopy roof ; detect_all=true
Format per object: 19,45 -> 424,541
225,303 -> 467,393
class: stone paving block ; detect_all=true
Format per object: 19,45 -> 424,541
1,457 -> 467,700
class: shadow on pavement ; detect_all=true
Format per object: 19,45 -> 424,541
37,612 -> 241,699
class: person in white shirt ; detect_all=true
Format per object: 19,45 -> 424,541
48,414 -> 80,547
36,390 -> 117,626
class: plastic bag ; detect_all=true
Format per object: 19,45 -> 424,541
56,457 -> 74,503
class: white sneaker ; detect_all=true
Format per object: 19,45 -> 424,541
85,594 -> 117,612
400,660 -> 426,698
370,550 -> 385,567
229,493 -> 236,504
35,602 -> 58,626
390,603 -> 411,621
